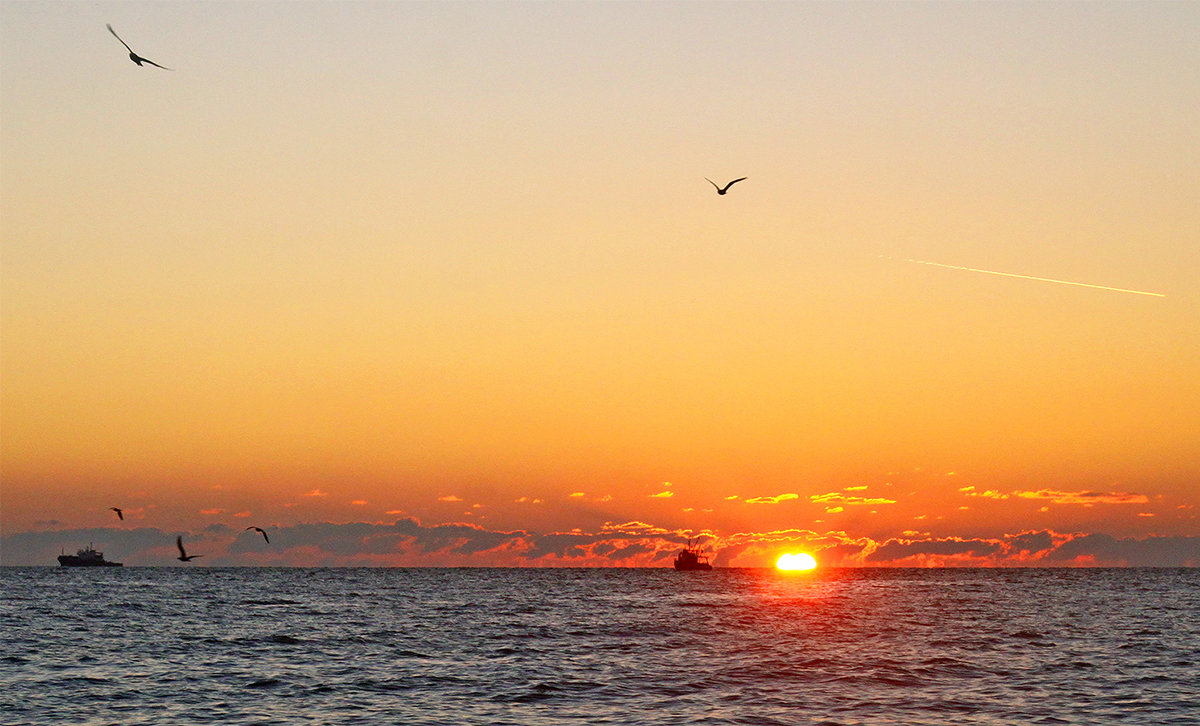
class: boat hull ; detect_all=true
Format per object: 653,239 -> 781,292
58,555 -> 122,567
673,547 -> 713,571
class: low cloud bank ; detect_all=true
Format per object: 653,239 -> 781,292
3,520 -> 1196,567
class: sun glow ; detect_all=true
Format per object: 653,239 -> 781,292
776,552 -> 818,571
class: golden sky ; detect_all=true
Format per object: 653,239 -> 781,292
2,2 -> 1197,566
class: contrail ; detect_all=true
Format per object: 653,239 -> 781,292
901,258 -> 1166,298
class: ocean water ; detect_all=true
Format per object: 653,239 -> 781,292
1,568 -> 1197,725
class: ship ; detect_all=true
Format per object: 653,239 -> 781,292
673,540 -> 713,571
58,544 -> 122,567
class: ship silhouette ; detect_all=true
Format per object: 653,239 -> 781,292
58,544 -> 122,567
673,540 -> 713,571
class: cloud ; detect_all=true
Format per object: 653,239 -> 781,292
233,511 -> 252,518
601,521 -> 673,536
199,509 -> 224,515
958,486 -> 1009,500
1040,533 -> 1200,566
810,493 -> 896,506
1014,489 -> 1149,505
437,495 -> 463,502
855,530 -> 1200,567
304,489 -> 327,497
649,490 -> 674,498
745,493 -> 799,504
4,520 -> 1196,568
867,537 -> 1004,563
350,500 -> 367,506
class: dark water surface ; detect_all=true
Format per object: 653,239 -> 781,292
2,567 -> 1197,725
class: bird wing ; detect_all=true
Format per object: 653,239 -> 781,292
176,536 -> 186,557
723,177 -> 748,190
704,177 -> 721,190
107,24 -> 134,54
139,57 -> 173,71
262,532 -> 270,544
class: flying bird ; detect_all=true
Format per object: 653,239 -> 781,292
107,24 -> 172,70
705,177 -> 747,195
110,507 -> 124,521
176,535 -> 203,562
246,526 -> 270,544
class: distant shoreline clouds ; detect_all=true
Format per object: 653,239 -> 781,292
5,519 -> 1196,568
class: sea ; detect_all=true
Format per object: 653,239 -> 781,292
1,567 -> 1197,725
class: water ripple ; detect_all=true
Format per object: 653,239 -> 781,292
1,567 -> 1196,726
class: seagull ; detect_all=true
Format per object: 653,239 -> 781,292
705,177 -> 747,195
176,535 -> 203,562
110,507 -> 124,521
246,526 -> 270,544
107,24 -> 172,70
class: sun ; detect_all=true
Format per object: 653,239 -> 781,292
776,552 -> 818,571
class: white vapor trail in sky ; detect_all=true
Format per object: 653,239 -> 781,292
898,258 -> 1166,298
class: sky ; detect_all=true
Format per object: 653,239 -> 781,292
2,1 -> 1198,567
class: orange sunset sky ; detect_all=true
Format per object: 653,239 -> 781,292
2,2 -> 1198,567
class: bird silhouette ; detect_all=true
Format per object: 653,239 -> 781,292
107,24 -> 172,70
110,507 -> 124,521
176,535 -> 203,562
246,526 -> 270,544
705,177 -> 747,195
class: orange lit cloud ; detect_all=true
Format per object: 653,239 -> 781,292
1014,489 -> 1150,505
810,492 -> 896,506
745,493 -> 799,504
437,495 -> 463,502
350,500 -> 367,505
304,489 -> 328,497
199,508 -> 224,515
649,490 -> 674,498
601,521 -> 674,536
233,511 -> 251,518
958,486 -> 1009,499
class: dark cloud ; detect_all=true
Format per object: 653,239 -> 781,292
1007,530 -> 1055,555
1042,533 -> 1200,567
867,538 -> 1003,563
712,542 -> 750,568
2,528 -> 183,566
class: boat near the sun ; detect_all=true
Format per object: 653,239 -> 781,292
673,541 -> 713,571
57,544 -> 122,567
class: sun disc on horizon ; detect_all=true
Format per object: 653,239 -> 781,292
776,552 -> 818,571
